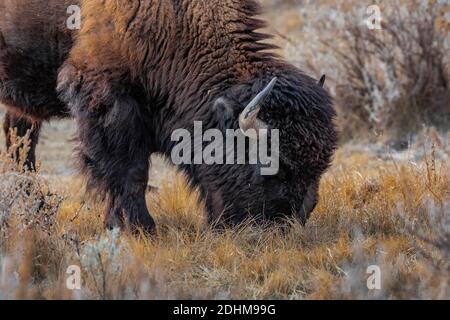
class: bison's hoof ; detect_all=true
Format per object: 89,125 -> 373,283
104,207 -> 156,236
127,212 -> 156,236
104,211 -> 125,231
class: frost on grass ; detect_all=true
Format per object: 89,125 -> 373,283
399,199 -> 450,299
75,228 -> 129,299
0,254 -> 19,299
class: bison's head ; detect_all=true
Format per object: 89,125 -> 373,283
216,75 -> 336,224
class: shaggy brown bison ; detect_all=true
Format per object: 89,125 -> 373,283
1,0 -> 338,233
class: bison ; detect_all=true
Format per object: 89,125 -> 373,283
1,0 -> 338,233
0,0 -> 76,168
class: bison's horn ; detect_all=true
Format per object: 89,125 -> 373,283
0,31 -> 6,49
239,77 -> 277,138
318,74 -> 326,87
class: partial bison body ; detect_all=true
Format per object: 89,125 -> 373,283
1,0 -> 338,232
0,0 -> 77,168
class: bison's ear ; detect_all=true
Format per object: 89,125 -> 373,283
239,77 -> 277,139
213,97 -> 234,120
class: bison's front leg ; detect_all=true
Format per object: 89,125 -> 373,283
79,97 -> 155,233
59,67 -> 155,233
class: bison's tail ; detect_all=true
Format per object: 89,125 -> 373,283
0,30 -> 5,49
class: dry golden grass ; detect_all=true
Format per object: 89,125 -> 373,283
1,127 -> 449,300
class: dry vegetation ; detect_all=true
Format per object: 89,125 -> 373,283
263,0 -> 450,143
0,127 -> 449,300
1,0 -> 450,300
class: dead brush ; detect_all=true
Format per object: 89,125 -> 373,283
331,1 -> 450,141
280,0 -> 450,143
396,143 -> 450,298
0,128 -> 62,236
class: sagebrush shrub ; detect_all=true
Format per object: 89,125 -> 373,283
281,0 -> 450,142
0,129 -> 62,236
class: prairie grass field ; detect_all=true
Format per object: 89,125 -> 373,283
1,122 -> 449,299
0,0 -> 449,300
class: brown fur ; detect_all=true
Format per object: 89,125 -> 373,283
58,0 -> 338,232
